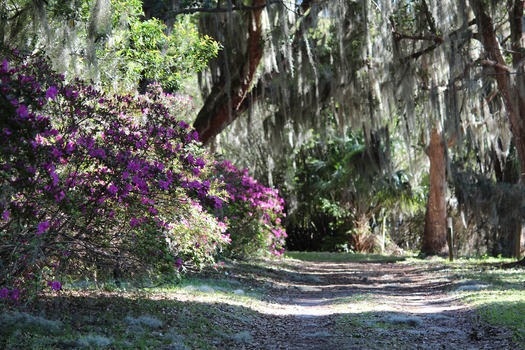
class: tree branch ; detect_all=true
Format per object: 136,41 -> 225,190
480,59 -> 513,73
170,0 -> 281,16
393,31 -> 444,44
420,0 -> 437,34
399,42 -> 442,62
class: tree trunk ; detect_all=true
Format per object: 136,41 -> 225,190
193,1 -> 319,146
472,0 -> 525,259
193,0 -> 266,145
421,128 -> 448,255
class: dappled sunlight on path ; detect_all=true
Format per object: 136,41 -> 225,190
137,258 -> 518,349
225,258 -> 517,350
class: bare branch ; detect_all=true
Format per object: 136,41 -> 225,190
393,31 -> 444,44
400,43 -> 441,62
480,59 -> 513,73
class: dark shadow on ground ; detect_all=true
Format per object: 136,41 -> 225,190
0,291 -> 517,350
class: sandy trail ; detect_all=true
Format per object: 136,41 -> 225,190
239,260 -> 515,350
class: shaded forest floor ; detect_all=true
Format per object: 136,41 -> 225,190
2,253 -> 524,349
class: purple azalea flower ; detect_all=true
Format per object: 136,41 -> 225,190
46,86 -> 58,100
189,180 -> 201,190
47,281 -> 62,291
50,171 -> 60,186
65,142 -> 76,154
16,104 -> 28,118
2,210 -> 9,221
195,158 -> 206,168
36,221 -> 50,235
175,258 -> 183,270
128,161 -> 140,172
0,287 -> 9,299
10,288 -> 19,301
65,89 -> 78,98
130,217 -> 140,228
54,191 -> 65,203
51,147 -> 63,159
158,179 -> 170,190
212,196 -> 223,209
148,207 -> 158,215
108,184 -> 118,196
89,148 -> 106,159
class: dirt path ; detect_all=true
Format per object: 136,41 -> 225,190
235,259 -> 516,350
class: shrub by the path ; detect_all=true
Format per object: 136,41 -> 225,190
0,47 -> 286,302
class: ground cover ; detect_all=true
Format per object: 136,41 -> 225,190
0,253 -> 523,349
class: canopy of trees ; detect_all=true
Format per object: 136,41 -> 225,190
188,0 -> 525,257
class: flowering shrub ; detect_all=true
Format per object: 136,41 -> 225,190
214,160 -> 287,258
139,84 -> 287,258
0,47 -> 228,299
0,46 -> 286,302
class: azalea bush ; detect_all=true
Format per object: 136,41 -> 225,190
0,47 -> 287,302
137,84 -> 287,258
0,47 -> 228,300
214,160 -> 287,258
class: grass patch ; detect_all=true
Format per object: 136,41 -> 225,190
0,260 -> 278,349
333,293 -> 373,305
336,311 -> 423,341
451,266 -> 523,291
461,290 -> 525,345
379,254 -> 525,346
0,290 -> 260,349
447,259 -> 525,346
285,251 -> 405,263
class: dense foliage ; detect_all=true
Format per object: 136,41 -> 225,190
286,129 -> 424,252
99,0 -> 221,92
0,0 -> 221,94
0,47 -> 285,302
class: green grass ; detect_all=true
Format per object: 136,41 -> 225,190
284,251 -> 405,263
444,259 -> 525,346
332,293 -> 373,305
461,290 -> 525,344
402,255 -> 525,341
0,291 -> 260,349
